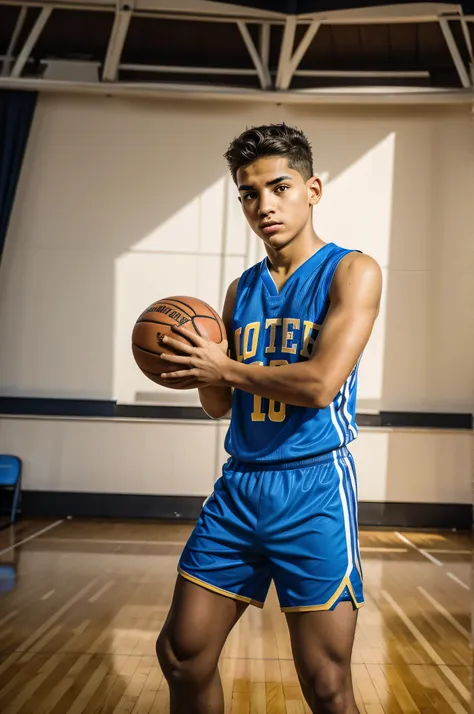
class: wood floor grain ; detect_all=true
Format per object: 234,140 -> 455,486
0,518 -> 471,713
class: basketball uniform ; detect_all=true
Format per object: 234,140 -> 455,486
179,242 -> 364,611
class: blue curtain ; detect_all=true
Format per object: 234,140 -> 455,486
0,89 -> 38,265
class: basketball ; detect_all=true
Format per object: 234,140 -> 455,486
132,296 -> 225,388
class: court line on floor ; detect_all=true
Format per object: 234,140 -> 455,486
38,537 -> 187,546
394,532 -> 443,566
424,549 -> 471,555
381,589 -> 470,703
88,581 -> 115,603
360,547 -> 407,553
446,572 -> 470,591
417,586 -> 470,640
0,520 -> 63,556
37,537 -> 409,553
0,610 -> 19,628
0,578 -> 98,676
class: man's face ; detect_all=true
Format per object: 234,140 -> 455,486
236,156 -> 321,251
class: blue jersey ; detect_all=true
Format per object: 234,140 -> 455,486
224,242 -> 361,464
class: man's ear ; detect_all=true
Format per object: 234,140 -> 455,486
307,176 -> 322,206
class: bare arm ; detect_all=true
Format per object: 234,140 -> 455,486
198,278 -> 239,419
224,253 -> 382,408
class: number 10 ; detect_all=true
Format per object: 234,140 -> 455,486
250,360 -> 288,423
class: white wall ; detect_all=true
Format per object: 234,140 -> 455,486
0,94 -> 472,502
0,417 -> 471,504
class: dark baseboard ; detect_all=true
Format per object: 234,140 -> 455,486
379,411 -> 472,429
0,397 -> 116,418
20,491 -> 472,530
21,491 -> 204,521
115,404 -> 211,420
0,397 -> 472,429
358,501 -> 472,530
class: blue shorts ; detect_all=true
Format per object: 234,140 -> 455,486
179,446 -> 364,612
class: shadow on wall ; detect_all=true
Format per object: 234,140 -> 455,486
288,104 -> 474,416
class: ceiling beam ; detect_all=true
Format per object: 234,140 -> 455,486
276,16 -> 296,90
120,63 -> 257,76
237,21 -> 271,90
1,5 -> 27,77
459,15 -> 474,67
0,75 -> 471,105
295,70 -> 430,78
259,22 -> 270,69
439,16 -> 472,88
11,6 -> 52,78
279,20 -> 320,90
103,5 -> 133,82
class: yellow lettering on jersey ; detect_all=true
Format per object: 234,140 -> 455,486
234,327 -> 243,362
250,361 -> 265,421
300,321 -> 321,359
264,318 -> 282,354
281,318 -> 300,354
243,322 -> 260,359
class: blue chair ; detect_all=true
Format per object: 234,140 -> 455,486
0,455 -> 22,525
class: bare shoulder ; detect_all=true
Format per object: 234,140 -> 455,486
221,277 -> 241,329
226,277 -> 241,299
330,251 -> 382,306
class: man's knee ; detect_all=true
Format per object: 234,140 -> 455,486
156,626 -> 218,692
301,661 -> 354,711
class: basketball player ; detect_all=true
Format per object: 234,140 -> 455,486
156,124 -> 382,714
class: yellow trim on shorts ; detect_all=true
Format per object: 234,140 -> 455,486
178,568 -> 264,609
280,574 -> 364,613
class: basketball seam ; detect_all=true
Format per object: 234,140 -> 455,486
192,314 -> 223,342
145,300 -> 193,319
132,342 -> 168,357
135,318 -> 191,327
191,317 -> 202,337
162,298 -> 197,316
206,305 -> 224,342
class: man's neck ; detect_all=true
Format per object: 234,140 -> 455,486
267,232 -> 326,276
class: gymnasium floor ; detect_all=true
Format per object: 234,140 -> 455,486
0,518 -> 471,714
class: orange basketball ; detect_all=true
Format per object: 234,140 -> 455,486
132,296 -> 225,388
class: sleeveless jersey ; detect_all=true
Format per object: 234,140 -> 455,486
224,242 -> 361,465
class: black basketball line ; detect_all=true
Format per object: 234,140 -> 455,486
208,305 -> 224,341
135,318 -> 192,329
193,313 -> 223,342
132,342 -> 164,356
132,342 -> 193,357
191,317 -> 202,337
163,298 -> 197,316
148,300 -> 193,319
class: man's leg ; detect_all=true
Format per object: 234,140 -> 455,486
157,575 -> 248,714
286,601 -> 359,714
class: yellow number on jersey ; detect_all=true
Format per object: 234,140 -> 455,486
250,360 -> 288,423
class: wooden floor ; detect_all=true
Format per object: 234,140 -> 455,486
0,518 -> 472,713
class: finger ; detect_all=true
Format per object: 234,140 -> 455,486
161,369 -> 196,380
171,325 -> 206,345
160,335 -> 194,354
160,353 -> 193,365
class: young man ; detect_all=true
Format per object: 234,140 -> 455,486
156,124 -> 382,714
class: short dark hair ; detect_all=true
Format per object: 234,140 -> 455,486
224,123 -> 313,184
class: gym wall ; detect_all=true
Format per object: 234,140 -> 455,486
0,93 -> 472,524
